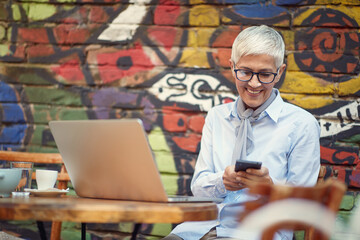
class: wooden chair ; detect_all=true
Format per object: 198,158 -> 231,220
0,150 -> 70,240
239,178 -> 347,240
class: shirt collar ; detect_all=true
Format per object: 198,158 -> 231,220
225,88 -> 283,123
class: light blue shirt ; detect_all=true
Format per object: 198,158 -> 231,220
171,89 -> 321,240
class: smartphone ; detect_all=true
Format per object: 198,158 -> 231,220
235,160 -> 262,172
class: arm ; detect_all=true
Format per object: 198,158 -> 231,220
190,110 -> 228,198
286,115 -> 321,186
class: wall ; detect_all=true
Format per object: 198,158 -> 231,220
0,0 -> 359,239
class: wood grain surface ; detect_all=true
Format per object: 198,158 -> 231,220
0,196 -> 218,224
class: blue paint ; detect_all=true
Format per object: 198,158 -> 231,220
223,0 -> 265,3
2,103 -> 26,123
231,3 -> 288,19
276,0 -> 304,5
0,81 -> 17,102
0,125 -> 27,144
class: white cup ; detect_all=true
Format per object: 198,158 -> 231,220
36,169 -> 58,190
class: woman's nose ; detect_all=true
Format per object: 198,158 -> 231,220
248,74 -> 262,88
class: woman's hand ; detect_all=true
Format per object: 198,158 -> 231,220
223,165 -> 273,191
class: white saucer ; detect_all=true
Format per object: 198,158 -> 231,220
24,188 -> 69,197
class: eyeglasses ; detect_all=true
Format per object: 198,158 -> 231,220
233,67 -> 279,84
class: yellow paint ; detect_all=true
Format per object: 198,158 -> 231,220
189,0 -> 207,4
0,44 -> 10,56
222,15 -> 232,23
283,54 -> 335,94
294,6 -> 360,26
272,20 -> 290,28
280,30 -> 295,51
188,28 -> 216,47
338,76 -> 360,96
293,8 -> 318,26
189,5 -> 219,26
179,48 -> 210,68
281,93 -> 335,109
281,71 -> 335,94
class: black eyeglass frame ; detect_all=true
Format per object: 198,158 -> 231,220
233,65 -> 279,84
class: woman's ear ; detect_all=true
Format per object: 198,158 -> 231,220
277,63 -> 287,80
229,59 -> 235,77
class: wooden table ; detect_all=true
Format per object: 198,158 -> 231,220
0,195 -> 218,239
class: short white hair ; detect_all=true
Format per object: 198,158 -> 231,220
231,25 -> 285,68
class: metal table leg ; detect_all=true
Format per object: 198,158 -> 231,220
81,223 -> 86,240
131,223 -> 142,240
36,221 -> 47,240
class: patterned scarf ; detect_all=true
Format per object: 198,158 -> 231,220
232,89 -> 277,163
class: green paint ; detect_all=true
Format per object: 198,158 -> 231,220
28,4 -> 57,21
0,3 -> 7,20
19,73 -> 50,85
61,230 -> 91,240
33,105 -> 89,123
11,4 -> 22,21
341,134 -> 360,143
340,194 -> 355,211
161,174 -> 179,195
26,145 -> 58,153
59,108 -> 88,120
30,125 -> 47,146
148,127 -> 177,173
7,27 -> 12,41
151,223 -> 173,237
153,151 -> 178,174
0,25 -> 5,40
293,231 -> 304,240
23,87 -> 83,106
118,222 -> 134,233
33,105 -> 57,123
58,0 -> 77,3
0,44 -> 10,56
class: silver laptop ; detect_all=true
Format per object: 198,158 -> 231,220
49,119 -> 222,203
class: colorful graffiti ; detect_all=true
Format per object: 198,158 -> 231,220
0,0 -> 360,238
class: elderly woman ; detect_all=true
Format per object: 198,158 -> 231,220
163,25 -> 320,240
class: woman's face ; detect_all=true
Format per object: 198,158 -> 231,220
230,54 -> 286,110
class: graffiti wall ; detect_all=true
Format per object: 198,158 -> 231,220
0,0 -> 359,238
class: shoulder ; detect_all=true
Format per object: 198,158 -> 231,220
280,101 -> 320,133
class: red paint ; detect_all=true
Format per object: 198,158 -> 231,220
172,133 -> 201,153
96,42 -> 154,84
163,113 -> 188,132
188,115 -> 205,133
27,45 -> 55,58
89,6 -> 109,23
9,45 -> 25,59
212,48 -> 231,68
300,58 -> 312,67
51,59 -> 84,82
320,145 -> 359,165
53,24 -> 90,44
211,26 -> 241,48
154,5 -> 181,25
18,28 -> 49,43
347,62 -> 357,72
148,26 -> 178,51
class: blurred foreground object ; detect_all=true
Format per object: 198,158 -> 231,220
237,178 -> 347,240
